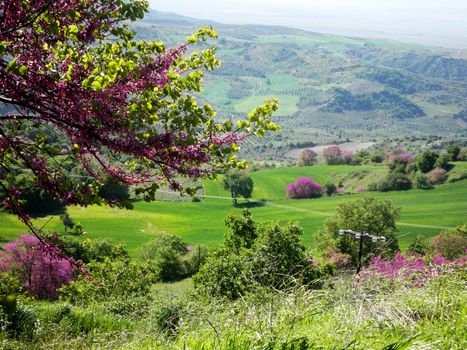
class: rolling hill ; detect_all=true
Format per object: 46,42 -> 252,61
133,11 -> 467,161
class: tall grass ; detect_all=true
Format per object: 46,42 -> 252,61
2,269 -> 465,349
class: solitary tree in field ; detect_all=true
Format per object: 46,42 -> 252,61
223,169 -> 254,205
0,0 -> 279,235
318,197 -> 400,268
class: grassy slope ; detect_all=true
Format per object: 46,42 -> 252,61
2,165 -> 466,255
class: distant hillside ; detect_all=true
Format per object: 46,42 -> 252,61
133,11 -> 467,160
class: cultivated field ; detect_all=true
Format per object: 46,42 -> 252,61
1,165 -> 466,255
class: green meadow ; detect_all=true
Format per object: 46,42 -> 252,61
1,165 -> 466,255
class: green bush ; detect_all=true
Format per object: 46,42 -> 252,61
373,173 -> 412,192
59,258 -> 156,304
434,154 -> 452,171
416,150 -> 439,173
139,233 -> 206,282
59,237 -> 129,263
194,210 -> 331,299
324,183 -> 337,196
193,248 -> 249,300
413,173 -> 432,189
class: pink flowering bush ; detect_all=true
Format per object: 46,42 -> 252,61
359,250 -> 466,286
286,177 -> 322,199
327,248 -> 352,269
336,187 -> 345,194
356,186 -> 367,193
427,168 -> 447,184
0,235 -> 76,300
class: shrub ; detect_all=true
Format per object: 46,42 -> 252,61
58,237 -> 129,264
354,150 -> 370,164
194,210 -> 331,299
434,154 -> 452,171
416,150 -> 439,173
386,173 -> 412,190
98,177 -> 132,208
286,177 -> 322,199
408,235 -> 430,255
388,156 -> 409,173
430,225 -> 467,260
356,186 -> 367,193
59,258 -> 156,304
324,183 -> 337,196
447,144 -> 461,161
413,173 -> 432,189
327,248 -> 352,269
139,233 -> 205,281
427,168 -> 447,184
370,152 -> 384,163
375,173 -> 412,192
299,149 -> 318,166
0,235 -> 76,300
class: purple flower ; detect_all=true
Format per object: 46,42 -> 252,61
286,177 -> 322,199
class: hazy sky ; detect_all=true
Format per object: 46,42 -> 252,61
148,0 -> 467,48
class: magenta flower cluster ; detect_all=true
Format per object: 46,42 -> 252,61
286,177 -> 322,199
0,235 -> 77,300
360,250 -> 466,285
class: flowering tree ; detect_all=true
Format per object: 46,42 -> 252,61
427,168 -> 447,184
322,146 -> 342,165
286,177 -> 322,199
299,148 -> 318,166
0,0 -> 279,232
322,146 -> 353,165
0,234 -> 76,300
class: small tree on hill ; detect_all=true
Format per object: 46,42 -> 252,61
223,169 -> 254,205
416,150 -> 439,173
299,149 -> 318,166
318,197 -> 400,268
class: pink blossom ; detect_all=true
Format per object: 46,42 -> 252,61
0,235 -> 77,300
286,177 -> 322,199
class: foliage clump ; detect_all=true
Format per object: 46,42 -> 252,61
194,210 -> 331,299
286,176 -> 322,199
0,235 -> 76,300
139,233 -> 207,282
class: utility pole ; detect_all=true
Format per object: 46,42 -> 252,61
337,229 -> 386,274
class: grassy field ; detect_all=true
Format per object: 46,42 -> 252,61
1,165 -> 466,255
